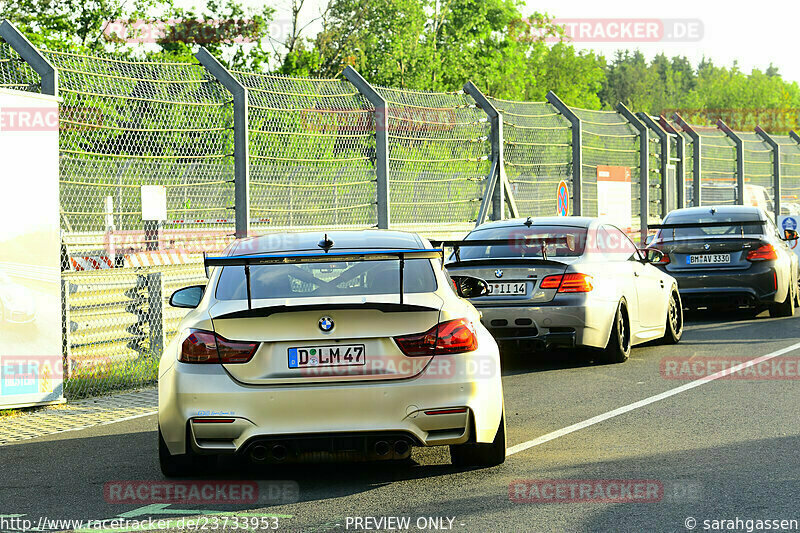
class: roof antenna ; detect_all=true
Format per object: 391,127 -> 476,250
524,217 -> 533,227
318,233 -> 334,252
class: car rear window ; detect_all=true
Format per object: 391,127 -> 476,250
455,226 -> 588,260
658,213 -> 764,239
215,258 -> 437,301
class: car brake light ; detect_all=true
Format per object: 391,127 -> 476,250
746,244 -> 777,261
539,273 -> 594,293
394,318 -> 478,356
179,330 -> 258,364
655,251 -> 671,264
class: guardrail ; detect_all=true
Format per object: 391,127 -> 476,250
62,261 -> 206,397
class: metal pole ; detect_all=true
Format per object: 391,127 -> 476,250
463,81 -> 517,222
791,131 -> 800,145
717,120 -> 745,205
659,116 -> 685,209
0,20 -> 58,96
343,66 -> 390,229
673,113 -> 701,206
195,47 -> 250,238
755,126 -> 782,220
618,104 -> 649,243
638,113 -> 670,217
546,92 -> 581,216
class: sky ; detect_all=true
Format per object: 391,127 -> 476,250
174,0 -> 800,83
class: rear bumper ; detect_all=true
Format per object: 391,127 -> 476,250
662,264 -> 778,308
474,298 -> 616,350
158,338 -> 503,456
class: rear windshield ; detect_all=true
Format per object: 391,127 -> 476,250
455,226 -> 588,260
215,258 -> 437,301
658,213 -> 764,239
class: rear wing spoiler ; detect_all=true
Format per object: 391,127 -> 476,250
648,221 -> 766,229
431,237 -> 571,262
204,249 -> 444,309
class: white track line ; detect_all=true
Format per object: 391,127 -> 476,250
506,340 -> 800,457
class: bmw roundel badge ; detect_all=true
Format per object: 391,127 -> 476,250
319,316 -> 334,332
495,269 -> 504,278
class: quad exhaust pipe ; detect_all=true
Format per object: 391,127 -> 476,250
249,443 -> 289,462
374,440 -> 391,456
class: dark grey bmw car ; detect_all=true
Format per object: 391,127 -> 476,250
646,206 -> 799,316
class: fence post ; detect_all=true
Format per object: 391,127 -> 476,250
618,104 -> 648,242
638,113 -> 670,217
61,279 -> 72,380
755,126 -> 781,220
659,117 -> 686,209
463,81 -> 518,223
343,66 -> 390,229
673,113 -> 701,206
0,20 -> 58,96
791,131 -> 800,145
146,272 -> 164,357
717,120 -> 745,205
195,47 -> 250,238
546,92 -> 581,215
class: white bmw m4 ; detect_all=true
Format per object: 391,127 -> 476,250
158,230 -> 505,476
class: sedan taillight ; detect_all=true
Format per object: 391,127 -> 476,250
539,273 -> 594,293
394,318 -> 478,356
746,244 -> 777,261
179,330 -> 258,364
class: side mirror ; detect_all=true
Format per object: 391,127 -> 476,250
450,275 -> 490,298
784,229 -> 799,241
169,285 -> 204,308
640,248 -> 665,264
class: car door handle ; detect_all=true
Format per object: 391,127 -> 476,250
634,271 -> 640,277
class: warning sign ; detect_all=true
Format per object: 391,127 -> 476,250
556,180 -> 569,216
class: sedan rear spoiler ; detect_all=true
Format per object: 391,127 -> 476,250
204,249 -> 444,310
431,237 -> 570,262
649,221 -> 765,229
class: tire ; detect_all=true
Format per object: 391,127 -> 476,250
450,412 -> 506,468
158,426 -> 214,477
603,300 -> 631,363
769,278 -> 795,318
794,277 -> 800,309
661,288 -> 683,344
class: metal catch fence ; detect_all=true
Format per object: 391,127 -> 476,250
2,21 -> 800,399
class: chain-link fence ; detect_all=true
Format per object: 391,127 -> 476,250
233,70 -> 378,230
0,39 -> 37,91
2,26 -> 800,399
573,107 -> 641,221
777,135 -> 800,214
489,98 -> 572,218
377,86 -> 491,235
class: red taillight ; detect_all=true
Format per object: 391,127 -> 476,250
179,330 -> 258,364
655,251 -> 671,264
539,273 -> 594,293
746,244 -> 777,261
394,318 -> 478,356
539,275 -> 562,289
